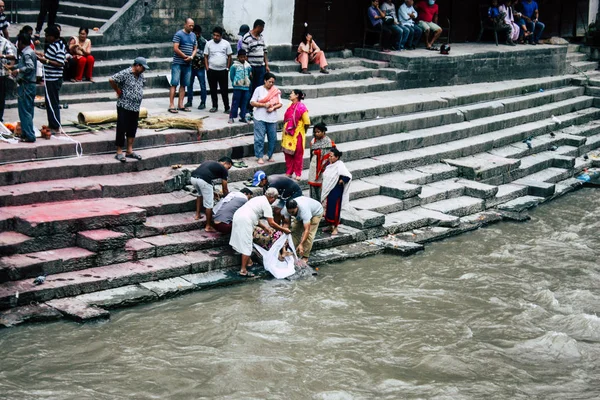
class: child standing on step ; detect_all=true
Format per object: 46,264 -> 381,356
228,49 -> 252,123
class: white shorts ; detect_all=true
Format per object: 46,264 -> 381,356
191,177 -> 214,209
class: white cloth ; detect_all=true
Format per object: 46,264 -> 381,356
321,160 -> 352,210
213,191 -> 246,215
229,196 -> 274,256
251,85 -> 280,123
254,234 -> 297,279
398,4 -> 417,26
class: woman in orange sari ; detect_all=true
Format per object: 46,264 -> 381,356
308,122 -> 335,201
281,89 -> 310,181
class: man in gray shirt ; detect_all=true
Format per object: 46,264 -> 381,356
213,188 -> 253,234
282,196 -> 324,261
10,33 -> 37,142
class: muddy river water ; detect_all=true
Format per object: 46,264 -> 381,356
2,189 -> 600,399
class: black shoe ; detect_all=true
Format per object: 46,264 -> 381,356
224,107 -> 230,114
209,107 -> 217,113
198,103 -> 206,110
184,101 -> 192,108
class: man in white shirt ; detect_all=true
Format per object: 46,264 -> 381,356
204,26 -> 232,113
398,0 -> 423,50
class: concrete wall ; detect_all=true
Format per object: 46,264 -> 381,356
222,0 -> 295,45
591,0 -> 599,25
103,0 -> 225,44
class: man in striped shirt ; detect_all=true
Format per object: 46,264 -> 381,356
168,18 -> 197,113
242,19 -> 270,117
36,25 -> 66,134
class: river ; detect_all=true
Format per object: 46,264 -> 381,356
2,189 -> 600,399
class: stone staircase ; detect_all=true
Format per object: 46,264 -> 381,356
567,44 -> 599,74
1,73 -> 599,320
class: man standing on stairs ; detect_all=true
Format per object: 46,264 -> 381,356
242,19 -> 269,119
204,26 -> 232,113
191,157 -> 233,232
168,18 -> 197,113
9,33 -> 37,142
36,25 -> 66,135
109,56 -> 148,162
0,1 -> 10,40
34,0 -> 59,41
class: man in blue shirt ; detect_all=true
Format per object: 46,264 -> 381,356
518,0 -> 544,44
168,18 -> 197,113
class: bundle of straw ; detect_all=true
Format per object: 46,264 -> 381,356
138,116 -> 205,133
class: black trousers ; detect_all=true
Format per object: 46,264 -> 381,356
36,0 -> 59,33
0,76 -> 6,122
115,106 -> 139,148
45,79 -> 62,130
207,68 -> 229,109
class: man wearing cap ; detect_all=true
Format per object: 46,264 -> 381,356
253,171 -> 303,212
36,25 -> 66,134
190,156 -> 233,232
281,197 -> 323,261
109,57 -> 148,162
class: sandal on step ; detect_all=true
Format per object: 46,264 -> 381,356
125,152 -> 142,160
168,108 -> 178,113
233,160 -> 248,168
178,107 -> 191,112
115,153 -> 126,162
239,271 -> 255,277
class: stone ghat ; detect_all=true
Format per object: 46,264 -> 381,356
2,72 -> 600,327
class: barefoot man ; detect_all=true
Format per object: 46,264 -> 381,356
190,157 -> 232,232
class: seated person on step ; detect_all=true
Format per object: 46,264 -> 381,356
368,0 -> 399,52
415,0 -> 442,51
296,32 -> 329,74
515,0 -> 544,45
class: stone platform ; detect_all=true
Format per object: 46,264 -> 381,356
356,43 -> 568,88
1,43 -> 599,328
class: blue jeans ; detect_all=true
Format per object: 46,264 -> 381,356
18,83 -> 36,142
388,24 -> 408,49
230,89 -> 250,119
187,68 -> 207,105
254,119 -> 277,159
526,20 -> 545,43
170,63 -> 192,88
406,25 -> 423,47
248,65 -> 266,112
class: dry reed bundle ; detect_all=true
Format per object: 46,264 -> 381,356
138,116 -> 205,133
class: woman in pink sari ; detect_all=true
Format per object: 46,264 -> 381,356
281,89 -> 310,180
250,72 -> 282,164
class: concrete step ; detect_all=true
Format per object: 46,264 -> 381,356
34,73 -> 170,97
137,212 -> 204,238
2,86 -> 586,183
1,75 -> 576,160
0,167 -> 188,207
567,44 -> 581,53
1,198 -> 146,237
274,66 -> 381,86
15,10 -> 109,29
0,246 -> 239,310
93,43 -> 174,62
268,57 -> 386,73
9,0 -> 127,10
0,247 -> 96,283
341,105 -> 600,179
1,101 -> 596,208
279,77 -> 399,99
567,53 -> 588,63
54,1 -> 120,20
570,61 -> 599,73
